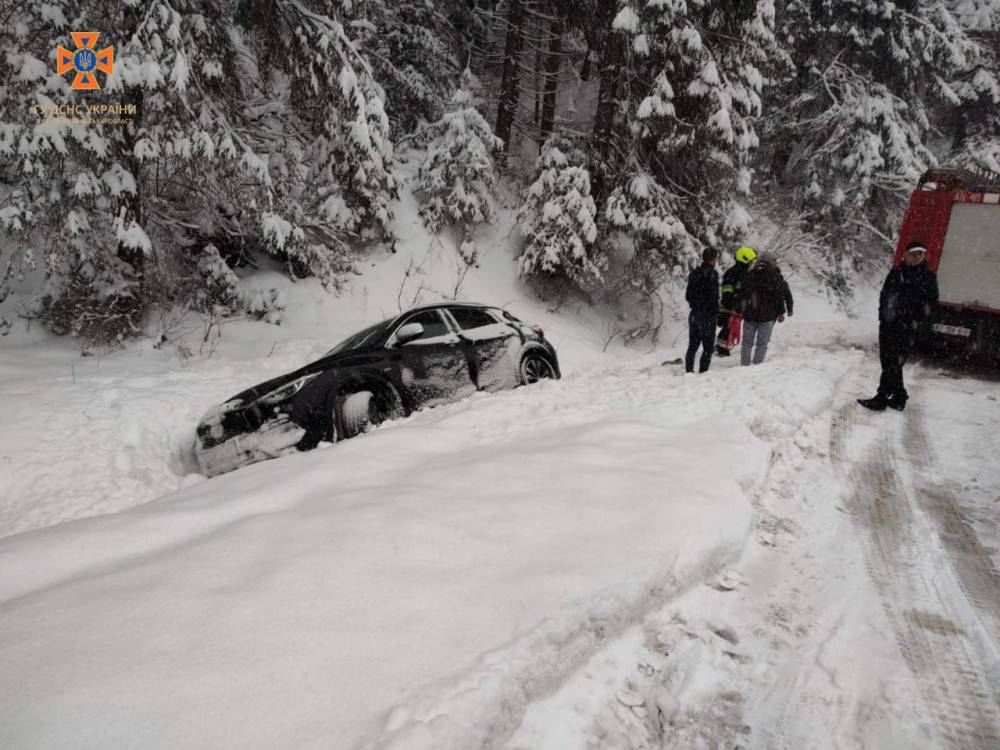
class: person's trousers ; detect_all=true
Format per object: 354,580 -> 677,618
686,311 -> 716,373
716,312 -> 732,351
741,320 -> 775,365
877,322 -> 913,403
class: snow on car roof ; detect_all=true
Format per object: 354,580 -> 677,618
406,301 -> 493,312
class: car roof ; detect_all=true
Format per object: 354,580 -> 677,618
402,301 -> 497,316
386,302 -> 521,331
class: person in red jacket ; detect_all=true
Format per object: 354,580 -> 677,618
716,245 -> 757,356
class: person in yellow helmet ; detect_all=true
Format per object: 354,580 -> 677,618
716,245 -> 757,356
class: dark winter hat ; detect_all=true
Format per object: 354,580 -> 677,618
905,241 -> 927,254
702,247 -> 719,263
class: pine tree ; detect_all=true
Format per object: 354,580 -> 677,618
517,132 -> 603,283
601,0 -> 776,292
947,0 -> 1000,171
353,0 -> 462,136
415,83 -> 503,254
0,0 -> 264,340
604,168 -> 701,295
772,0 -> 995,254
255,0 -> 399,244
0,0 -> 402,343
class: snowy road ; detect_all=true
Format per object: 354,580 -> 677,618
834,382 -> 1000,748
0,336 -> 998,749
511,359 -> 1000,750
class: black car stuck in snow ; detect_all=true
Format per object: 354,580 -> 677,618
195,302 -> 561,476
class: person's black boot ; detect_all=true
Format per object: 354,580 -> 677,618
887,396 -> 907,411
858,396 -> 888,411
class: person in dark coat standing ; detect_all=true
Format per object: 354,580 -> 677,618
740,252 -> 793,365
858,241 -> 939,411
685,247 -> 720,373
716,245 -> 757,356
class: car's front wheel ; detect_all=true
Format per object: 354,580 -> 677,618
519,352 -> 557,385
342,391 -> 375,437
341,387 -> 404,438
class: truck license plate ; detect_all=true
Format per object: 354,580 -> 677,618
932,323 -> 972,337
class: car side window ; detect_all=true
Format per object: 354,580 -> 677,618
448,307 -> 499,331
397,310 -> 450,342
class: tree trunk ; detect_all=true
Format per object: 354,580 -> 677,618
773,0 -> 788,28
591,0 -> 625,206
592,38 -> 623,145
539,18 -> 563,143
495,0 -> 525,157
534,14 -> 542,125
116,86 -> 145,273
116,1 -> 146,276
467,0 -> 495,74
949,108 -> 968,154
580,23 -> 593,81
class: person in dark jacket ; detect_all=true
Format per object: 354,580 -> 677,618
858,241 -> 939,411
716,245 -> 757,356
740,252 -> 793,366
685,247 -> 721,373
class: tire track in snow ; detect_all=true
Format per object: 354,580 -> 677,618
723,356 -> 998,750
837,388 -> 1000,748
752,364 -> 874,750
901,382 -> 1000,656
499,349 -> 867,750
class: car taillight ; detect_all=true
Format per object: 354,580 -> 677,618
531,325 -> 544,338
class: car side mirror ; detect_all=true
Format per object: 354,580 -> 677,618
395,322 -> 425,345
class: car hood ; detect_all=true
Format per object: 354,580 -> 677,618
225,349 -> 377,409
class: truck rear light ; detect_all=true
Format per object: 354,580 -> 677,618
531,325 -> 544,338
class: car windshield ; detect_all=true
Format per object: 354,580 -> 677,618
326,319 -> 392,355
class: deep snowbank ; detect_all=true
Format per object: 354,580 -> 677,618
0,179 -> 875,748
0,219 -> 865,542
0,346 -> 862,750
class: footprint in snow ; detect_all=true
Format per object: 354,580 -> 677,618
617,689 -> 645,708
757,531 -> 777,547
711,570 -> 750,591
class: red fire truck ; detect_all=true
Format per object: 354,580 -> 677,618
895,167 -> 1000,356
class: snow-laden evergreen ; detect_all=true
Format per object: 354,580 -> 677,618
771,0 -> 999,258
359,0 -> 461,136
604,0 -> 778,292
2,0 -> 996,345
604,169 -> 700,294
415,85 -> 502,250
1,1 -> 269,339
0,0 -> 408,342
268,0 -> 398,245
947,0 -> 1000,171
516,133 -> 603,284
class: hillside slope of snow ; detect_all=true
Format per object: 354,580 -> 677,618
0,345 -> 861,750
0,177 -> 891,749
0,182 -> 860,540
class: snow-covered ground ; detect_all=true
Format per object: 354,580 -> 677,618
508,359 -> 1000,750
3,207 -> 998,749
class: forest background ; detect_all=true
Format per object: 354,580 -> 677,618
1,0 -> 997,347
